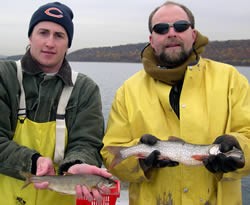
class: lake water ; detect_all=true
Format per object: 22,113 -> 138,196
70,62 -> 250,205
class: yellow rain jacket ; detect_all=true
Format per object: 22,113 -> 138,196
101,57 -> 250,205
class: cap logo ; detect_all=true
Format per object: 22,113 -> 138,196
45,7 -> 63,18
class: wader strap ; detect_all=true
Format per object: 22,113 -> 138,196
54,71 -> 78,164
16,60 -> 27,117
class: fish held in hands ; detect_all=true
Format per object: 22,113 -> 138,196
105,137 -> 244,170
20,172 -> 116,195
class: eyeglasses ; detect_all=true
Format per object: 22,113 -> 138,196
152,20 -> 192,34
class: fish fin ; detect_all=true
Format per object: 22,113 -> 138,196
63,172 -> 74,176
105,146 -> 127,156
109,155 -> 123,171
105,146 -> 127,170
191,155 -> 208,161
59,192 -> 68,195
19,171 -> 33,189
168,136 -> 185,143
136,154 -> 146,159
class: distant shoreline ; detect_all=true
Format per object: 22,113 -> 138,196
2,39 -> 250,67
1,56 -> 250,68
68,60 -> 250,67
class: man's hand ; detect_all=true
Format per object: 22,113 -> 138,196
34,157 -> 55,189
139,134 -> 179,173
203,135 -> 245,173
68,164 -> 112,203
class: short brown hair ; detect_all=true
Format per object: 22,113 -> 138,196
148,1 -> 195,33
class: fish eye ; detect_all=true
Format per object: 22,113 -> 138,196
209,145 -> 220,155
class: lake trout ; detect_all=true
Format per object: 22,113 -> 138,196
21,172 -> 116,195
105,137 -> 244,170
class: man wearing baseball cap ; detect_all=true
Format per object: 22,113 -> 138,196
0,2 -> 111,205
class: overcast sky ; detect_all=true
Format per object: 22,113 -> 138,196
1,0 -> 250,56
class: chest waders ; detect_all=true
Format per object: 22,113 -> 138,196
0,61 -> 78,205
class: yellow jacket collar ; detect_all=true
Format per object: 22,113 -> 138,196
142,31 -> 208,85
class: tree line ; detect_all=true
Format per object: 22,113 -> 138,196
66,40 -> 250,66
5,40 -> 250,66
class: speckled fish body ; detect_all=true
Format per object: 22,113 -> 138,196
105,139 -> 244,169
21,173 -> 116,195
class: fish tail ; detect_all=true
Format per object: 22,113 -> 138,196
105,146 -> 126,170
19,171 -> 33,189
191,155 -> 208,161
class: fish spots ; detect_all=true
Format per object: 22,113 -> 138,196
157,192 -> 173,205
205,201 -> 211,205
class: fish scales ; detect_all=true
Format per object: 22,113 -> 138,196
105,138 -> 244,169
21,173 -> 116,195
120,141 -> 215,166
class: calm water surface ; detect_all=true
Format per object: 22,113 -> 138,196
71,62 -> 250,204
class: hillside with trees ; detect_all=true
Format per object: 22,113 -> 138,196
202,40 -> 250,66
66,39 -> 250,66
5,40 -> 250,66
67,43 -> 146,63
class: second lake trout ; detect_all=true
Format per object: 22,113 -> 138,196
105,137 -> 244,170
21,172 -> 116,195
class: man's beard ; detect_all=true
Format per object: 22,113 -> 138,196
158,46 -> 193,68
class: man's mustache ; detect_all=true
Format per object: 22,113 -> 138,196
164,39 -> 184,47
